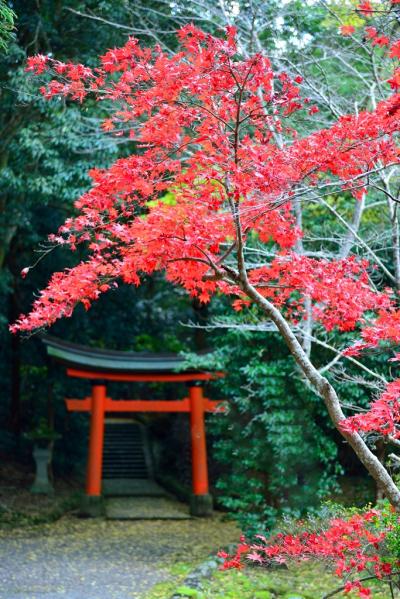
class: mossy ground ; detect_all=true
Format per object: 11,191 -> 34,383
146,563 -> 396,599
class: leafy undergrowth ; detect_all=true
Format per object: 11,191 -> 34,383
0,458 -> 82,529
0,491 -> 81,528
146,563 -> 395,599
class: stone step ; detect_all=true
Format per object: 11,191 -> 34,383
102,478 -> 168,497
105,496 -> 191,520
103,449 -> 145,454
103,470 -> 148,476
103,466 -> 148,472
103,454 -> 143,459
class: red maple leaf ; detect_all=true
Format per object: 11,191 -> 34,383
389,40 -> 400,59
357,1 -> 374,17
339,24 -> 356,36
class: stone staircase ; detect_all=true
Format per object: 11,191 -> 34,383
102,419 -> 163,497
101,419 -> 191,519
102,420 -> 151,480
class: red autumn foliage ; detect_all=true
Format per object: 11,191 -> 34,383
357,2 -> 374,18
13,25 -> 400,337
220,508 -> 399,597
341,379 -> 400,438
340,25 -> 356,36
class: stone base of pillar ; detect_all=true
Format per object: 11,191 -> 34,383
79,495 -> 104,518
190,493 -> 213,517
30,446 -> 54,495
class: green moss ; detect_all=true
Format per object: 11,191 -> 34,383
148,562 -> 395,599
175,586 -> 202,597
169,562 -> 194,577
145,561 -> 202,599
145,580 -> 182,599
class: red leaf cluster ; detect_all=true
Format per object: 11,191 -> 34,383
341,379 -> 400,438
220,509 -> 395,598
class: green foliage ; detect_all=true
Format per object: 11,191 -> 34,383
0,1 -> 15,51
24,417 -> 61,443
320,0 -> 365,30
193,322 -> 342,534
147,191 -> 177,208
372,497 -> 400,564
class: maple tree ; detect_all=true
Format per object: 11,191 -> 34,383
215,2 -> 400,596
10,0 -> 400,532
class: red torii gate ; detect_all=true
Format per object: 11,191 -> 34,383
42,336 -> 224,516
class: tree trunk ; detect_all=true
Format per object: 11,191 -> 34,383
240,279 -> 400,507
8,277 -> 21,434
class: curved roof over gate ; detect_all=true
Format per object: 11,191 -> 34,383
41,335 -> 216,377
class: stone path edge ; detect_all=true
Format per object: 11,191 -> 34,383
169,555 -> 223,598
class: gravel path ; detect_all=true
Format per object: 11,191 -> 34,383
0,520 -> 168,599
0,514 -> 239,599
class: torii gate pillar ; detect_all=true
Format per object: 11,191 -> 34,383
86,383 -> 106,497
189,385 -> 213,517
